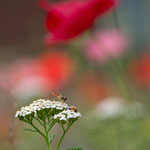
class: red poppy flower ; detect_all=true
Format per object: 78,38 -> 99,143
79,72 -> 115,103
39,0 -> 116,44
37,51 -> 75,89
129,53 -> 150,87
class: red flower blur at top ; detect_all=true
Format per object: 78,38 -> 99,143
39,0 -> 116,44
37,51 -> 75,89
129,53 -> 150,87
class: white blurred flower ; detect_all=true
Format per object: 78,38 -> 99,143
95,96 -> 126,119
93,96 -> 145,120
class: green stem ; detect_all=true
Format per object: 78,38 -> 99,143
48,120 -> 56,132
61,125 -> 65,132
22,119 -> 45,137
30,123 -> 45,138
56,122 -> 73,150
44,120 -> 51,150
34,116 -> 44,126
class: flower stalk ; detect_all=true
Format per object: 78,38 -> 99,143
15,99 -> 81,150
56,122 -> 74,150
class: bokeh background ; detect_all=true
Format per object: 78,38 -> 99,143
1,0 -> 150,150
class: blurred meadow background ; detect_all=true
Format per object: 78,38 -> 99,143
1,0 -> 150,150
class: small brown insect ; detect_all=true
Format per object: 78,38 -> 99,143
69,106 -> 78,112
52,92 -> 67,102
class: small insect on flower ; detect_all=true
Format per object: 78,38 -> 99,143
52,92 -> 67,103
69,106 -> 78,112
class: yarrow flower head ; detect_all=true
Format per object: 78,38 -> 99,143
15,99 -> 70,119
15,97 -> 81,150
53,109 -> 81,123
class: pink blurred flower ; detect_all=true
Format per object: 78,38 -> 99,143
0,58 -> 39,91
39,0 -> 116,44
85,29 -> 129,63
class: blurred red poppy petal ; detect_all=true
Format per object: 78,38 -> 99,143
40,0 -> 116,44
37,51 -> 75,89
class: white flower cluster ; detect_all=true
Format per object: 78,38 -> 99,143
15,99 -> 69,118
53,109 -> 81,121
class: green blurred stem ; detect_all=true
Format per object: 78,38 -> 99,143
112,7 -> 132,99
113,9 -> 120,30
112,60 -> 131,100
56,122 -> 73,150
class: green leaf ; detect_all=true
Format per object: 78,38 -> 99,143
49,133 -> 56,143
24,128 -> 38,132
66,148 -> 83,150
